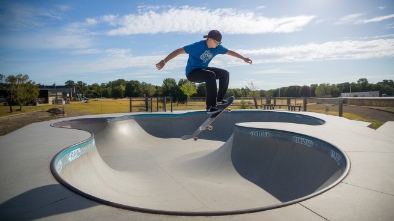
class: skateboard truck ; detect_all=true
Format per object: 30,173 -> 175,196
181,96 -> 234,141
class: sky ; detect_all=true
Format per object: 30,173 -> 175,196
1,0 -> 394,90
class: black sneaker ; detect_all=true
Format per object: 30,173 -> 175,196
217,100 -> 228,106
206,107 -> 221,114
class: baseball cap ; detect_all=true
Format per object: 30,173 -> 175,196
203,30 -> 222,42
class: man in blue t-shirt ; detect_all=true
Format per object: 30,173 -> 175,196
156,30 -> 252,114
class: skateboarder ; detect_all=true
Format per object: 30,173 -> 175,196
156,30 -> 252,114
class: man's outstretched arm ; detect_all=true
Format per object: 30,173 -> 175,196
226,50 -> 252,64
156,48 -> 186,70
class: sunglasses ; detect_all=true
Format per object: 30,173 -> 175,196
211,38 -> 221,45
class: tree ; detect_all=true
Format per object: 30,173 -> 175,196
286,86 -> 301,97
337,82 -> 350,94
180,80 -> 197,109
229,88 -> 244,97
310,84 -> 318,97
315,83 -> 331,97
65,80 -> 75,86
16,80 -> 39,110
109,79 -> 125,89
245,81 -> 260,109
88,83 -> 101,98
331,85 -> 341,97
162,78 -> 178,97
196,83 -> 206,97
6,74 -> 28,112
225,88 -> 235,98
1,74 -> 38,112
177,79 -> 189,102
376,80 -> 394,96
76,81 -> 87,99
142,82 -> 157,97
315,83 -> 341,97
357,78 -> 369,91
2,75 -> 18,112
265,89 -> 276,97
103,86 -> 112,98
350,82 -> 361,92
300,85 -> 311,97
112,85 -> 125,98
125,80 -> 143,97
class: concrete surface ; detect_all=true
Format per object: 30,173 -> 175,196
0,110 -> 393,220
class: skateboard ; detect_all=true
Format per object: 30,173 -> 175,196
181,96 -> 234,141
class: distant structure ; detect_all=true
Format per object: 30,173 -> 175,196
38,85 -> 76,104
341,91 -> 380,97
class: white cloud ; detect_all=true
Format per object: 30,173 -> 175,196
0,31 -> 92,50
251,68 -> 302,75
104,6 -> 315,35
336,13 -> 394,25
70,49 -> 102,55
237,39 -> 394,63
335,13 -> 364,24
360,14 -> 394,23
64,18 -> 100,34
385,23 -> 394,29
85,18 -> 98,25
61,38 -> 394,76
0,2 -> 67,30
101,14 -> 119,26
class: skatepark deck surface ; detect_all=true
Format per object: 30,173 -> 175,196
0,110 -> 393,220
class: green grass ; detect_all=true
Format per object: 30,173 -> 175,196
1,103 -> 54,117
0,100 -> 389,131
305,104 -> 384,129
0,99 -> 135,117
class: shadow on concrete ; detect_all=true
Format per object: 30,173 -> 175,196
232,133 -> 343,202
0,184 -> 97,220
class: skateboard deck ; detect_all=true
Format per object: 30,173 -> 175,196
181,96 -> 234,141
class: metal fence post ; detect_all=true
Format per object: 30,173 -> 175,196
156,97 -> 159,112
163,97 -> 167,112
145,97 -> 148,111
150,97 -> 153,112
130,97 -> 133,112
339,98 -> 343,117
260,97 -> 263,109
303,98 -> 307,111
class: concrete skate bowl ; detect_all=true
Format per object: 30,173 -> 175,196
50,110 -> 349,216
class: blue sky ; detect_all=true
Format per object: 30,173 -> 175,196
1,0 -> 393,90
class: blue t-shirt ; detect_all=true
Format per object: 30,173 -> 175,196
183,40 -> 228,75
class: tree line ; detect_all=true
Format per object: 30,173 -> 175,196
66,77 -> 393,100
1,73 -> 393,113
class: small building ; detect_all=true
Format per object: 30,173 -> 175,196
341,91 -> 380,97
38,85 -> 76,104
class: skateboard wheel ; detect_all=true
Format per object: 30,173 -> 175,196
193,137 -> 198,141
207,126 -> 213,130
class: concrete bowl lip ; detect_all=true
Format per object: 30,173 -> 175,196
49,111 -> 350,216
